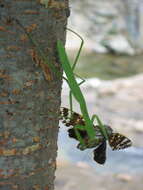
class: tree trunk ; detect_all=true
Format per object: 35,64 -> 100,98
0,0 -> 69,189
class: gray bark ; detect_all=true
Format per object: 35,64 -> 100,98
0,0 -> 69,189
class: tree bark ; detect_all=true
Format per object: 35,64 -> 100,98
0,0 -> 69,189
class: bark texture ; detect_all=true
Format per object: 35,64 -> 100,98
0,0 -> 69,189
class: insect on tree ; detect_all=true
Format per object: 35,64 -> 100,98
57,29 -> 132,164
15,19 -> 132,165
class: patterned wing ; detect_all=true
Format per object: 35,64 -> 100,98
93,140 -> 107,164
60,107 -> 85,127
60,107 -> 104,150
68,127 -> 104,150
109,133 -> 132,150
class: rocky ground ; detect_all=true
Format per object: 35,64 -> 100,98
55,163 -> 143,190
55,74 -> 143,190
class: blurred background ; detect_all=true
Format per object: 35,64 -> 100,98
55,1 -> 143,190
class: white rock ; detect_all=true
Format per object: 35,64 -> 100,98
116,173 -> 132,182
102,35 -> 135,55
